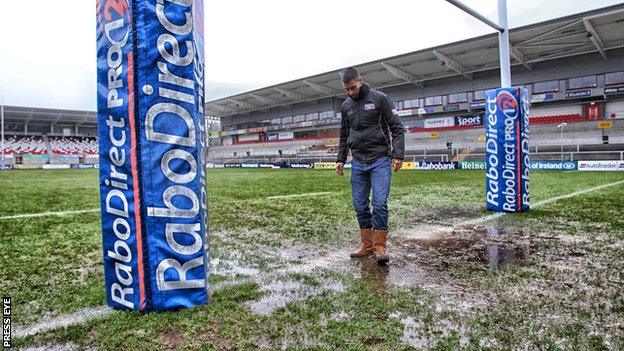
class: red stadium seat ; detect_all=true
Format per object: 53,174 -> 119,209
49,136 -> 98,155
529,114 -> 585,125
1,135 -> 47,155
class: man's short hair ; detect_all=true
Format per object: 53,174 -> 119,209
340,67 -> 360,83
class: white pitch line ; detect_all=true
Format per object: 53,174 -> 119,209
14,306 -> 111,339
14,179 -> 624,339
461,179 -> 624,227
0,209 -> 99,221
532,179 -> 624,207
267,191 -> 336,200
14,279 -> 247,340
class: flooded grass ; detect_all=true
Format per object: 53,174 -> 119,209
3,169 -> 624,349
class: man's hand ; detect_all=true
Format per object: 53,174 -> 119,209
336,162 -> 345,176
392,159 -> 403,172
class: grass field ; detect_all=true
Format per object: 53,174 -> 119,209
1,168 -> 623,350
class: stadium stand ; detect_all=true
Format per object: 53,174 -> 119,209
207,118 -> 624,163
48,136 -> 98,155
199,5 -> 624,166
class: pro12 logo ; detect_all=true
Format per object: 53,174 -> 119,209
496,90 -> 518,119
97,0 -> 130,42
97,0 -> 131,110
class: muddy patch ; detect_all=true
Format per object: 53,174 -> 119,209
415,207 -> 479,225
327,224 -> 545,319
393,225 -> 533,270
160,330 -> 185,350
342,225 -> 534,293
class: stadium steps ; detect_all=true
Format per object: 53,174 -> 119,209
43,135 -> 54,159
452,148 -> 470,162
43,135 -> 73,164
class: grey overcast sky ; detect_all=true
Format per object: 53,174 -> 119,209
0,0 -> 622,111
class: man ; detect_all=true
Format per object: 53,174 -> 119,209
336,67 -> 405,265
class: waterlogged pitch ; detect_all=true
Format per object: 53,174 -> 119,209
1,169 -> 623,350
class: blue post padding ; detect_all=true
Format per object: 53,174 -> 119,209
96,0 -> 209,311
484,87 -> 530,213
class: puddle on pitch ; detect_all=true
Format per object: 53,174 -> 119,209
246,278 -> 344,316
239,224 -> 536,315
246,280 -> 304,315
357,256 -> 391,293
389,312 -> 427,349
394,225 -> 532,269
389,312 -> 470,349
349,225 -> 534,289
21,343 -> 82,351
211,257 -> 260,277
417,207 -> 477,224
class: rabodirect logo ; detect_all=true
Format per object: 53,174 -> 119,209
496,90 -> 518,119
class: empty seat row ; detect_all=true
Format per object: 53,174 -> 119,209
1,135 -> 47,155
529,114 -> 585,125
49,136 -> 98,155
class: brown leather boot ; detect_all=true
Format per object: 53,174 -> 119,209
349,228 -> 374,258
373,229 -> 390,264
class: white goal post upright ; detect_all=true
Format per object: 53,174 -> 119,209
445,0 -> 512,88
497,0 -> 512,88
447,0 -> 530,213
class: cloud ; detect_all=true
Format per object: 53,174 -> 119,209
205,81 -> 257,100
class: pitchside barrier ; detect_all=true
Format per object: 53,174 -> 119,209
459,161 -> 486,170
485,87 -> 530,213
313,162 -> 336,170
5,160 -> 623,172
207,163 -> 313,169
402,162 -> 416,170
578,160 -> 624,171
203,161 -> 624,171
96,0 -> 209,311
529,161 -> 578,171
414,161 -> 458,170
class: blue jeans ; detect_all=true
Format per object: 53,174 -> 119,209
350,156 -> 392,230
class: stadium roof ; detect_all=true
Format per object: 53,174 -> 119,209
1,105 -> 97,126
206,4 -> 624,118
